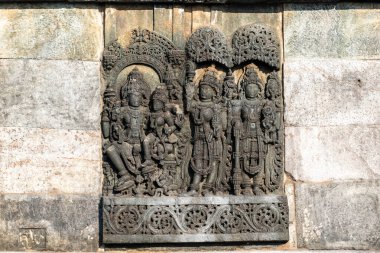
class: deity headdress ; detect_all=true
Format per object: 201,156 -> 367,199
121,67 -> 151,106
265,71 -> 280,98
151,85 -> 169,104
199,70 -> 222,96
240,67 -> 263,98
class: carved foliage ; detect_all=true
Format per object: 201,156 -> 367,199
186,27 -> 232,67
104,202 -> 288,235
232,24 -> 280,69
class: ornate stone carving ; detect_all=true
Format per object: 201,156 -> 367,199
102,24 -> 286,244
186,27 -> 232,68
232,24 -> 280,69
103,196 -> 289,243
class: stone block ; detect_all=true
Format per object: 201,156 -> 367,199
286,125 -> 380,182
0,194 -> 99,251
0,4 -> 103,61
0,127 -> 102,195
0,59 -> 101,130
295,181 -> 380,250
284,3 -> 380,59
284,59 -> 380,127
210,4 -> 282,42
105,5 -> 154,47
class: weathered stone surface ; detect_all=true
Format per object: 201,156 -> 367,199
296,181 -> 380,250
0,194 -> 99,251
210,4 -> 282,42
286,126 -> 380,182
0,4 -> 103,61
105,5 -> 154,46
0,59 -> 101,130
0,127 -> 102,195
284,3 -> 380,59
284,59 -> 380,127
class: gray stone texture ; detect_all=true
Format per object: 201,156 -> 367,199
284,59 -> 380,127
284,3 -> 380,59
0,4 -> 103,61
286,125 -> 380,182
0,194 -> 100,251
0,127 -> 102,195
296,181 -> 380,250
0,59 -> 101,130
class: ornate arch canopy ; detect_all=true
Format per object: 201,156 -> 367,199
103,28 -> 185,88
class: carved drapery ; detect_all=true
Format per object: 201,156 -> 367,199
101,25 -> 287,244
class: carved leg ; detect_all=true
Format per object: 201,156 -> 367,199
241,164 -> 253,196
203,161 -> 219,196
188,173 -> 202,195
253,167 -> 265,195
142,136 -> 154,167
106,145 -> 128,176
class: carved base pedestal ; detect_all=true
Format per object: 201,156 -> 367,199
103,195 -> 289,244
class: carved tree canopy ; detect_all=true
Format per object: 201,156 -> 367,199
232,24 -> 280,69
186,27 -> 232,68
101,24 -> 287,244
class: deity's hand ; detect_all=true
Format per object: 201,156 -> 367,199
175,114 -> 184,127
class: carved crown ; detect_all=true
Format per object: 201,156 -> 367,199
200,70 -> 222,94
240,68 -> 263,92
152,86 -> 169,103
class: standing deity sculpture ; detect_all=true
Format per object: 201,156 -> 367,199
141,85 -> 184,195
187,70 -> 225,196
262,72 -> 283,191
232,67 -> 266,196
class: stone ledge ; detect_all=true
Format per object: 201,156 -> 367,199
103,196 -> 289,244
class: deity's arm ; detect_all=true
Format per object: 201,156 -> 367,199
101,109 -> 110,139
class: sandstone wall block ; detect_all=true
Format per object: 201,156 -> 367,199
284,3 -> 380,59
284,59 -> 380,127
0,4 -> 103,61
296,181 -> 380,250
0,194 -> 99,251
0,59 -> 101,130
0,127 -> 102,195
286,125 -> 380,182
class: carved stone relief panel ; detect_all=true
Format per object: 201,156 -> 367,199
102,22 -> 288,243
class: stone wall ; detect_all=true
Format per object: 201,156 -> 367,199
0,2 -> 379,251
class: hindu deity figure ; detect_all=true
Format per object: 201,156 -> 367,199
103,68 -> 150,193
232,67 -> 266,196
142,85 -> 184,166
102,87 -> 135,193
262,72 -> 281,144
188,70 -> 225,196
141,85 -> 184,195
262,72 -> 283,192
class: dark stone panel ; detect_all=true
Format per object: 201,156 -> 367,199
0,194 -> 100,251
